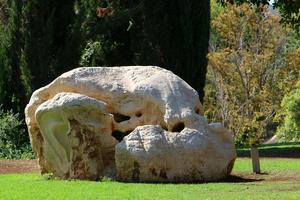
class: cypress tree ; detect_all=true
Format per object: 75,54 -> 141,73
0,0 -> 27,112
22,0 -> 81,92
142,0 -> 210,102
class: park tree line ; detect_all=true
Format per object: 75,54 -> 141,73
0,0 -> 210,114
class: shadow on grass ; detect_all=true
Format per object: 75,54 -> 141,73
218,175 -> 264,183
116,174 -> 264,184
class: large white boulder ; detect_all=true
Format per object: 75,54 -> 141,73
25,66 -> 236,182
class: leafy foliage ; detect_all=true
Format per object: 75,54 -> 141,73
277,82 -> 300,141
218,0 -> 269,6
274,0 -> 300,34
218,0 -> 300,34
80,39 -> 119,66
76,0 -> 136,66
0,0 -> 9,25
0,108 -> 34,159
205,3 -> 299,144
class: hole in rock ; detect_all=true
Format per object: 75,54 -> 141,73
171,122 -> 185,132
112,130 -> 133,142
135,112 -> 142,117
149,168 -> 157,176
159,169 -> 167,179
132,161 -> 140,182
113,113 -> 131,123
161,125 -> 168,131
195,107 -> 201,115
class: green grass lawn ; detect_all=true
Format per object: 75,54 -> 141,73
0,158 -> 300,200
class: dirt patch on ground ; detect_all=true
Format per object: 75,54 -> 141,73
0,160 -> 39,174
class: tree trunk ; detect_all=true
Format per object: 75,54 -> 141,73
250,144 -> 261,174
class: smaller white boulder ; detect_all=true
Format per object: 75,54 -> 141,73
115,123 -> 236,182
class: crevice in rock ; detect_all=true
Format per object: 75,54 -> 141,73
135,111 -> 142,117
132,161 -> 140,182
159,169 -> 167,179
171,122 -> 185,132
113,113 -> 131,123
111,130 -> 133,142
161,124 -> 168,131
149,168 -> 157,176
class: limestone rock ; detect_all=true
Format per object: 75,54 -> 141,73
35,92 -> 117,179
115,124 -> 235,183
25,66 -> 236,182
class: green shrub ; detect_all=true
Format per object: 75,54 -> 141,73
0,107 -> 34,159
80,39 -> 118,67
277,82 -> 300,141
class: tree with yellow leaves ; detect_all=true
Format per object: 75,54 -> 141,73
205,3 -> 300,145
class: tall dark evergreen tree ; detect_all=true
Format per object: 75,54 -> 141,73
141,0 -> 210,102
22,0 -> 81,92
0,0 -> 27,112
